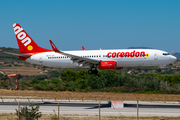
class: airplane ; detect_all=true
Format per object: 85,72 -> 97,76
4,23 -> 177,74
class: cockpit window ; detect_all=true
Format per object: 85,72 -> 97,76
163,53 -> 170,55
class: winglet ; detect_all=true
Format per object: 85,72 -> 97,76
82,46 -> 86,51
49,40 -> 61,53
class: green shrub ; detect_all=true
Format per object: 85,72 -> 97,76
21,87 -> 25,90
60,69 -> 78,82
21,81 -> 26,85
34,84 -> 43,90
39,81 -> 48,86
1,76 -> 8,80
135,90 -> 165,94
14,64 -> 21,67
17,74 -> 22,80
15,104 -> 42,120
30,79 -> 39,84
0,73 -> 3,77
53,87 -> 59,92
50,78 -> 60,84
49,71 -> 60,78
50,110 -> 57,120
35,75 -> 47,80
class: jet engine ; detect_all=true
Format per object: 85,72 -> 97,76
99,61 -> 122,70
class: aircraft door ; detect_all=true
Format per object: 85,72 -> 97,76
154,52 -> 158,60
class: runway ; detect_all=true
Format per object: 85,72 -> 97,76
0,101 -> 180,117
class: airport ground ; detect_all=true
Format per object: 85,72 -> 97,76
1,114 -> 180,120
1,89 -> 180,119
0,89 -> 180,102
1,115 -> 180,120
0,100 -> 180,120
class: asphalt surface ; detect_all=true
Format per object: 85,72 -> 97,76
0,101 -> 180,117
1,101 -> 180,108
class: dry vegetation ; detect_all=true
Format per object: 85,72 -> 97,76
0,62 -> 48,75
0,89 -> 180,102
0,66 -> 45,76
0,113 -> 180,120
0,61 -> 58,76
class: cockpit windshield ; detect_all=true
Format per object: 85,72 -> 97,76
163,53 -> 170,55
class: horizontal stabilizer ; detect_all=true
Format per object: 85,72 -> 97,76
4,52 -> 31,57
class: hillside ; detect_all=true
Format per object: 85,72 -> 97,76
0,47 -> 59,76
170,51 -> 180,59
0,47 -> 21,62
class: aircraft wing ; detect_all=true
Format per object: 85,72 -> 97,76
4,52 -> 31,57
49,40 -> 100,66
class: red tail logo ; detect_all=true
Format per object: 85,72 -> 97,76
13,23 -> 52,54
13,24 -> 31,47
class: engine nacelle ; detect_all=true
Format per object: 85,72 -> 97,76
99,61 -> 122,70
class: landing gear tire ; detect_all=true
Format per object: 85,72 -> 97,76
88,69 -> 93,74
88,69 -> 98,74
157,69 -> 161,72
93,69 -> 98,74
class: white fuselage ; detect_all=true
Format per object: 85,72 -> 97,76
26,49 -> 177,68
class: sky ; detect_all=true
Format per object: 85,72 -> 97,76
0,0 -> 180,52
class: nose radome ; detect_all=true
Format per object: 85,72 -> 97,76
171,56 -> 177,62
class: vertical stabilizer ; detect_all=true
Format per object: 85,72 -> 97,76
13,23 -> 52,54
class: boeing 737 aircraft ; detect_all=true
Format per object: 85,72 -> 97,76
5,23 -> 177,74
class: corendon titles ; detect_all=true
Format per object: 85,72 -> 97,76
107,50 -> 146,58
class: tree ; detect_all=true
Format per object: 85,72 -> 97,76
50,78 -> 61,84
35,75 -> 47,80
60,69 -> 78,82
15,104 -> 42,120
30,79 -> 39,84
0,73 -> 3,77
49,70 -> 60,78
1,75 -> 8,80
17,74 -> 22,80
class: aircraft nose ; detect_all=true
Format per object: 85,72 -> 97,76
170,55 -> 177,62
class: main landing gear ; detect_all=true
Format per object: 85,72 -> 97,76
157,65 -> 162,72
157,69 -> 161,72
88,68 -> 98,74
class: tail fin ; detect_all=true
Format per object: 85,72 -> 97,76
13,23 -> 52,54
82,46 -> 86,51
